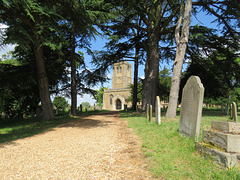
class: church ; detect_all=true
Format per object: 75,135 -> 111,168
102,61 -> 132,110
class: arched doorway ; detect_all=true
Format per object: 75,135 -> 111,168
116,99 -> 122,110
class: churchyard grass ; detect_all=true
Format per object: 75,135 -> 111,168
121,108 -> 240,179
0,110 -> 107,144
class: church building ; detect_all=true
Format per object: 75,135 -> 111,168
102,61 -> 132,110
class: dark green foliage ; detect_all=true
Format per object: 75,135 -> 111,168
0,57 -> 39,118
81,102 -> 91,109
181,25 -> 240,102
158,68 -> 171,102
93,87 -> 108,106
53,96 -> 68,111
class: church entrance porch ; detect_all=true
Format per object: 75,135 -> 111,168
116,99 -> 122,110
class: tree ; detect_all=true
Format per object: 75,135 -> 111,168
128,79 -> 143,105
92,0 -> 180,111
0,53 -> 39,117
165,0 -> 240,118
158,68 -> 171,102
166,0 -> 192,118
0,0 -> 66,120
53,96 -> 68,112
81,102 -> 91,109
58,0 -> 113,115
93,87 -> 108,107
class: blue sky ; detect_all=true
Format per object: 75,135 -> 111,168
0,9 -> 220,106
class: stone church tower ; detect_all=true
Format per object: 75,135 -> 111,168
103,61 -> 132,110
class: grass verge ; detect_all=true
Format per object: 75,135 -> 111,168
120,108 -> 240,179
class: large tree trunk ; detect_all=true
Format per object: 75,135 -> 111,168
132,44 -> 139,110
34,33 -> 54,121
70,21 -> 77,116
166,0 -> 192,118
142,31 -> 159,111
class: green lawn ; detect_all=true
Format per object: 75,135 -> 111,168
120,108 -> 240,180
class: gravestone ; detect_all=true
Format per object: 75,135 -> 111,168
196,121 -> 240,168
232,102 -> 238,122
124,104 -> 127,112
155,96 -> 161,125
36,108 -> 42,118
80,105 -> 82,112
230,103 -> 233,119
179,76 -> 205,140
149,105 -> 153,122
31,110 -> 35,118
146,104 -> 149,120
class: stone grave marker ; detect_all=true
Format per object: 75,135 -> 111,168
155,96 -> 161,125
80,104 -> 82,112
196,121 -> 240,168
124,104 -> 127,112
179,76 -> 205,140
232,102 -> 238,122
149,105 -> 153,122
230,103 -> 233,119
146,104 -> 149,120
36,108 -> 42,118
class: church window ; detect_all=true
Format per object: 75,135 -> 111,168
117,67 -> 119,73
110,95 -> 113,105
120,67 -> 122,73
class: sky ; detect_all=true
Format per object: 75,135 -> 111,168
0,9 -> 220,106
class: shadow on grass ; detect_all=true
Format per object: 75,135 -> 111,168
0,110 -> 111,145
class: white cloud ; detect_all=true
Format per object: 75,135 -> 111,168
140,76 -> 145,80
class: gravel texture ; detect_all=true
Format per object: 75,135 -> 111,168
0,111 -> 154,179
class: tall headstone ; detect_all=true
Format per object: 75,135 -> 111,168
146,104 -> 149,120
230,103 -> 233,118
124,104 -> 127,112
80,104 -> 82,112
149,105 -> 153,122
155,96 -> 161,125
36,108 -> 42,118
179,76 -> 205,140
232,102 -> 238,122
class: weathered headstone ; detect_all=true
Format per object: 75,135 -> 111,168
31,110 -> 35,118
230,103 -> 233,119
232,102 -> 238,122
196,121 -> 240,168
124,104 -> 127,112
225,104 -> 229,115
179,76 -> 204,140
155,96 -> 161,125
146,104 -> 149,120
149,105 -> 153,122
80,104 -> 82,112
36,108 -> 42,118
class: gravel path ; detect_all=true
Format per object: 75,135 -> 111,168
0,111 -> 153,179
